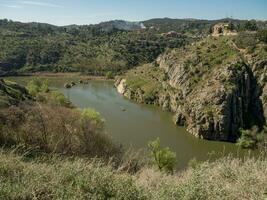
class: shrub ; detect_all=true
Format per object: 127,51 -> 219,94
0,104 -> 121,161
105,71 -> 114,79
50,90 -> 71,107
234,32 -> 257,50
243,20 -> 258,31
81,108 -> 103,124
256,29 -> 267,43
188,158 -> 199,169
236,129 -> 256,149
148,138 -> 177,173
26,78 -> 49,96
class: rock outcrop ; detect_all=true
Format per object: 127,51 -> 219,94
252,60 -> 267,124
115,36 -> 266,141
0,79 -> 31,108
211,23 -> 237,37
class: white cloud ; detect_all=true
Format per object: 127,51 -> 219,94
19,0 -> 63,8
0,4 -> 23,8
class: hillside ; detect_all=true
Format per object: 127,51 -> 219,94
0,18 -> 266,76
143,18 -> 267,34
115,33 -> 267,143
0,19 -> 189,76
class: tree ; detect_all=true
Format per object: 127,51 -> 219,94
148,138 -> 177,173
228,21 -> 235,31
244,20 -> 258,31
257,29 -> 267,43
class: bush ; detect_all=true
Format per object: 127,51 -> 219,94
81,108 -> 103,124
257,29 -> 267,43
50,90 -> 71,107
148,138 -> 177,173
243,20 -> 258,31
234,32 -> 257,50
26,78 -> 49,96
236,129 -> 256,149
105,71 -> 114,79
0,104 -> 121,161
187,158 -> 199,169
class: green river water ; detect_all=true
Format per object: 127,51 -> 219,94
7,76 -> 252,169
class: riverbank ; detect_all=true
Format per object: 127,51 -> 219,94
2,72 -> 112,81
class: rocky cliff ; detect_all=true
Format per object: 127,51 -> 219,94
115,36 -> 266,141
0,79 -> 31,108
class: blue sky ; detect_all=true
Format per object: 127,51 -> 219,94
0,0 -> 266,25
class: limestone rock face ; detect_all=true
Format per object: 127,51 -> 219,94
115,78 -> 127,95
157,53 -> 264,140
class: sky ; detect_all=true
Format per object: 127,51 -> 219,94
0,0 -> 266,26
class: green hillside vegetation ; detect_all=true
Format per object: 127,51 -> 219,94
124,63 -> 166,102
1,18 -> 266,76
122,28 -> 267,97
0,19 -> 188,76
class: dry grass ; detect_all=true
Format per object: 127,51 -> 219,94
0,150 -> 266,200
137,155 -> 267,200
0,150 -> 148,200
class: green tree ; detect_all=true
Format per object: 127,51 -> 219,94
148,138 -> 177,173
243,20 -> 258,31
257,29 -> 267,43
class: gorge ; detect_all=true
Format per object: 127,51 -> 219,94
115,36 -> 267,142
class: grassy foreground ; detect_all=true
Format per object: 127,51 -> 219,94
0,150 -> 266,200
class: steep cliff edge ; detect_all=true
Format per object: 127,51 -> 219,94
115,36 -> 266,141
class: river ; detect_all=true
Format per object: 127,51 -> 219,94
7,76 -> 251,169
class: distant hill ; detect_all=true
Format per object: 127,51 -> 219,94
0,18 -> 266,75
142,18 -> 267,34
95,20 -> 146,31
